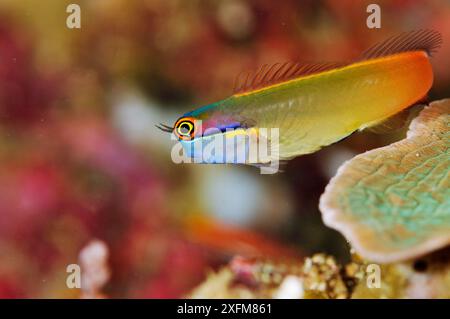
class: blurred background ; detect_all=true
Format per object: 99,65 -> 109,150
0,0 -> 449,298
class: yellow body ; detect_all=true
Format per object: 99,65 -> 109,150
228,51 -> 433,159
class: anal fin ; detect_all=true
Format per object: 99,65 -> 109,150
365,104 -> 424,134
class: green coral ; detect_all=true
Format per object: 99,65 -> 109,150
320,99 -> 450,263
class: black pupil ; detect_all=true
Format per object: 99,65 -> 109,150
180,123 -> 191,135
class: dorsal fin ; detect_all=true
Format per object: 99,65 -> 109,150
233,61 -> 345,95
360,29 -> 442,60
233,30 -> 442,95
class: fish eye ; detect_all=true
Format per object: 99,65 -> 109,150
174,118 -> 196,140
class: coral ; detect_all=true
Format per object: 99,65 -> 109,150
352,247 -> 450,299
189,254 -> 349,299
78,240 -> 111,299
319,99 -> 450,263
189,249 -> 450,299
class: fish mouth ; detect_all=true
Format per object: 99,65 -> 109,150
155,123 -> 174,133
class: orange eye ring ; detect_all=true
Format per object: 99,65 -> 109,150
174,117 -> 196,141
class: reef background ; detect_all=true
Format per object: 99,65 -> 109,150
0,0 -> 449,298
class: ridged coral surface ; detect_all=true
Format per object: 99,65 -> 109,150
320,99 -> 450,263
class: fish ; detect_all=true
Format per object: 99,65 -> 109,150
158,30 -> 442,170
183,215 -> 299,259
